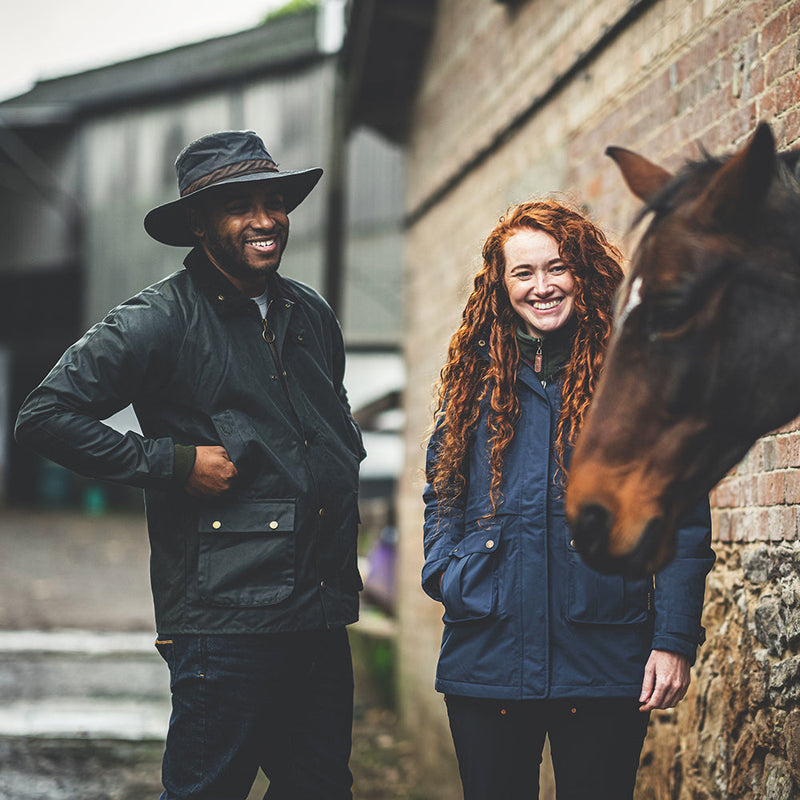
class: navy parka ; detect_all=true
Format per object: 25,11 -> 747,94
422,348 -> 714,700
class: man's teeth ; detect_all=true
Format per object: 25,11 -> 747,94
531,299 -> 561,310
249,239 -> 275,247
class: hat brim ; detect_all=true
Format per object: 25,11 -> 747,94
143,167 -> 323,246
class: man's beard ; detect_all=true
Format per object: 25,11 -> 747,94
204,228 -> 282,282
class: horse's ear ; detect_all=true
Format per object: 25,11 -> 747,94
606,146 -> 672,203
695,122 -> 776,229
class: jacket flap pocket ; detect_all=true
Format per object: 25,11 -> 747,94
450,525 -> 501,558
441,525 -> 502,623
198,500 -> 295,534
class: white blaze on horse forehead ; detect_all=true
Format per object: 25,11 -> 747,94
616,275 -> 643,330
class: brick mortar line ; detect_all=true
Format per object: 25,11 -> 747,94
405,0 -> 661,227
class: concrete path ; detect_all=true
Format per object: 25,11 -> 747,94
0,508 -> 424,799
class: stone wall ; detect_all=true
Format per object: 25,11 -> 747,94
397,0 -> 800,797
637,542 -> 800,799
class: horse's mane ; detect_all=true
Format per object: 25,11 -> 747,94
634,148 -> 800,262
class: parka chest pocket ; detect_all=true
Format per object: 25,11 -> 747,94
197,500 -> 295,608
441,526 -> 502,624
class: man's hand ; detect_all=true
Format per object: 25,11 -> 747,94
185,446 -> 238,496
639,649 -> 691,711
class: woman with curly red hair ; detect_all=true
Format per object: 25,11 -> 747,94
421,200 -> 714,799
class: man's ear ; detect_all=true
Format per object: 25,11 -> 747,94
187,205 -> 205,239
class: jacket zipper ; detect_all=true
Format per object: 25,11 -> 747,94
262,301 -> 303,429
263,300 -> 329,621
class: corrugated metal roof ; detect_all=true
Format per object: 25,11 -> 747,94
0,8 -> 323,123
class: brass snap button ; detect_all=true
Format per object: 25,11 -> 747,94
318,507 -> 327,517
212,521 -> 222,530
485,539 -> 495,549
269,521 -> 279,530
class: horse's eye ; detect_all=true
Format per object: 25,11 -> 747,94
645,294 -> 692,337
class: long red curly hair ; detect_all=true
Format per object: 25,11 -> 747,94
431,199 -> 624,510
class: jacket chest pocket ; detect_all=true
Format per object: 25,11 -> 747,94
197,499 -> 295,608
441,525 -> 502,623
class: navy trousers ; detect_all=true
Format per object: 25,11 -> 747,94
155,627 -> 354,800
445,695 -> 650,800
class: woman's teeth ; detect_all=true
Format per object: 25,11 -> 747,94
531,299 -> 561,310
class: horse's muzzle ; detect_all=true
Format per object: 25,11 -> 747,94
571,504 -> 663,579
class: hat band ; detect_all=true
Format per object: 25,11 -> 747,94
181,158 -> 279,196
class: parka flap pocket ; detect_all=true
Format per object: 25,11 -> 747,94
197,499 -> 296,608
566,542 -> 650,626
198,501 -> 295,534
450,527 -> 501,558
441,526 -> 502,623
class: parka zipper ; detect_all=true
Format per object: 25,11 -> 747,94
535,339 -> 547,387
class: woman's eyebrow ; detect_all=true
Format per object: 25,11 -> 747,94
509,258 -> 564,270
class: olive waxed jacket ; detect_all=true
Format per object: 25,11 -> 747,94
15,249 -> 365,634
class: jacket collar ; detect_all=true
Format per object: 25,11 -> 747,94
475,333 -> 547,397
183,247 -> 300,316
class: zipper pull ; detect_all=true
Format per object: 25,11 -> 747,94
534,339 -> 543,373
262,299 -> 276,343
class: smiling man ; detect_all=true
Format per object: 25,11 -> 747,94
15,131 -> 365,800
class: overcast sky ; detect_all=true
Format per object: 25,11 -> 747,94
0,0 -> 289,102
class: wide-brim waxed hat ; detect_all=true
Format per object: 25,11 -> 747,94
144,130 -> 323,246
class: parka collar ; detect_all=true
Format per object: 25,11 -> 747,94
474,332 -> 548,397
183,247 -> 300,317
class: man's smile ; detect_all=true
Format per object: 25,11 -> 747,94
245,237 -> 279,252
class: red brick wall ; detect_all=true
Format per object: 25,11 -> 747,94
399,0 -> 800,796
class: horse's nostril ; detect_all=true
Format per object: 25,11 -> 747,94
572,503 -> 612,558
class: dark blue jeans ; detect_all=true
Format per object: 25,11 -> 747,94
155,627 -> 354,800
445,695 -> 650,800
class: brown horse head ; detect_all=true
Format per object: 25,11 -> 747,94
566,122 -> 800,577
